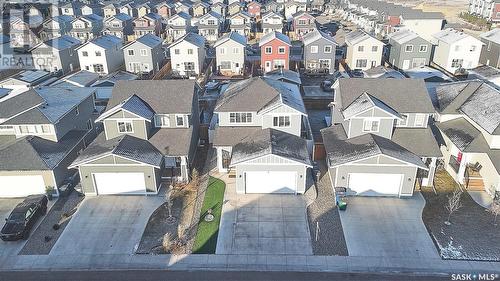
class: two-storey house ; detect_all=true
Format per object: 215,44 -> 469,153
70,14 -> 103,42
321,78 -> 441,197
211,2 -> 227,18
136,2 -> 155,18
432,28 -> 483,74
119,2 -> 139,18
214,32 -> 247,76
260,31 -> 291,72
479,28 -> 500,68
155,2 -> 176,19
435,80 -> 500,198
345,30 -> 384,71
230,11 -> 253,37
197,11 -> 223,43
40,15 -> 74,41
387,29 -> 432,70
228,2 -> 245,16
165,12 -> 192,43
0,87 -> 98,197
174,1 -> 193,16
77,35 -> 124,75
193,1 -> 210,17
70,80 -> 200,195
31,35 -> 81,74
81,3 -> 104,17
303,29 -> 338,74
261,12 -> 284,35
123,33 -> 165,75
398,11 -> 444,42
211,77 -> 313,194
102,13 -> 134,42
60,2 -> 84,17
170,32 -> 206,77
103,3 -> 120,18
292,11 -> 316,39
133,13 -> 162,38
247,1 -> 262,19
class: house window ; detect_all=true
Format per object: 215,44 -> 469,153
187,49 -> 193,55
82,51 -> 88,57
219,47 -> 225,54
415,114 -> 426,127
174,49 -> 180,55
117,121 -> 133,133
86,119 -> 93,130
298,19 -> 307,25
470,45 -> 476,52
229,112 -> 252,123
310,45 -> 318,53
176,115 -> 185,127
372,46 -> 378,52
397,114 -> 408,126
419,45 -> 428,52
220,61 -> 231,69
93,64 -> 104,73
273,116 -> 290,127
95,51 -> 101,56
405,45 -> 413,52
208,19 -> 215,25
355,59 -> 367,68
324,45 -> 332,53
358,46 -> 364,52
265,46 -> 272,54
273,59 -> 285,68
362,119 -> 379,132
155,114 -> 170,127
451,59 -> 463,68
140,49 -> 147,56
278,47 -> 285,54
233,47 -> 239,54
128,49 -> 134,56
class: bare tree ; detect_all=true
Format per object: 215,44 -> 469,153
165,185 -> 177,224
487,198 -> 500,225
162,233 -> 173,253
445,189 -> 463,225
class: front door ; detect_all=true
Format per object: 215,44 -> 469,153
402,59 -> 410,69
222,149 -> 231,169
265,61 -> 271,72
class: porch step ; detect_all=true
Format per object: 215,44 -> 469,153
228,170 -> 236,178
465,179 -> 485,191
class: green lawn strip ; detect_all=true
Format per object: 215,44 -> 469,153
192,177 -> 226,254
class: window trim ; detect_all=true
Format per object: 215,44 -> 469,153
278,46 -> 286,54
362,119 -> 379,133
273,115 -> 291,127
265,46 -> 272,54
229,112 -> 253,124
419,45 -> 428,52
324,45 -> 332,53
405,44 -> 414,52
154,114 -> 170,128
310,45 -> 318,53
397,114 -> 408,127
117,121 -> 134,133
175,114 -> 186,127
414,113 -> 426,127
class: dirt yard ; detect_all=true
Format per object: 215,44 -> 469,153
388,0 -> 469,23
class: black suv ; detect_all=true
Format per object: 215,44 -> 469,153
1,195 -> 48,241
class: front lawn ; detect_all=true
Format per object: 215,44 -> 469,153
421,169 -> 500,261
192,176 -> 225,254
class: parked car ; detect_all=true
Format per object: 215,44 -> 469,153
0,195 -> 48,241
351,69 -> 364,78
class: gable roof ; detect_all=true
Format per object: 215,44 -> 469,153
106,13 -> 132,22
214,31 -> 247,47
264,69 -> 301,85
259,31 -> 291,46
230,128 -> 312,166
0,89 -> 44,120
345,29 -> 381,46
432,28 -> 483,45
302,29 -> 337,46
79,34 -> 122,50
342,92 -> 402,120
387,29 -> 422,44
124,33 -> 162,49
169,32 -> 205,48
480,28 -> 500,45
34,35 -> 80,51
262,11 -> 283,20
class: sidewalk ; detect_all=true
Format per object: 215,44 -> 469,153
0,253 -> 498,274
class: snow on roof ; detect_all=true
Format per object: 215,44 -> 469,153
480,28 -> 500,45
259,31 -> 291,47
302,29 -> 337,46
432,28 -> 482,45
214,31 -> 247,47
387,29 -> 420,44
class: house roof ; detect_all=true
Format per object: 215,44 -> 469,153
52,70 -> 100,87
337,78 -> 435,113
437,117 -> 491,153
468,65 -> 500,79
70,133 -> 164,168
342,92 -> 402,120
81,34 -> 122,50
480,28 -> 500,45
0,89 -> 44,120
148,127 -> 194,156
230,128 -> 312,166
263,69 -> 302,85
106,80 -> 197,115
0,130 -> 87,171
321,124 -> 427,169
214,31 -> 247,47
391,127 -> 442,157
107,13 -> 132,22
215,77 -> 306,114
345,29 -> 380,46
212,126 -> 261,146
363,66 -> 406,79
302,29 -> 337,46
432,28 -> 482,45
401,10 -> 443,20
405,65 -> 452,82
124,33 -> 162,49
259,31 -> 291,46
34,35 -> 80,51
170,11 -> 191,21
387,29 -> 421,44
262,11 -> 283,20
170,32 -> 205,48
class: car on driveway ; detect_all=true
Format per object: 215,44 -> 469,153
0,195 -> 47,241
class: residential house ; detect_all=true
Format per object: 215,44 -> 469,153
165,12 -> 192,43
247,1 -> 262,19
70,14 -> 104,42
321,78 -> 441,197
119,2 -> 139,18
77,35 -> 124,75
103,3 -> 120,18
211,2 -> 227,18
40,15 -> 74,41
214,32 -> 247,76
197,11 -> 223,43
211,77 -> 313,194
9,16 -> 43,49
263,69 -> 302,86
60,2 -> 84,17
262,1 -> 279,14
193,1 -> 210,17
432,28 -> 483,74
136,2 -> 155,18
292,11 -> 316,39
398,10 -> 445,42
228,2 -> 245,16
155,2 -> 176,18
310,0 -> 326,12
170,32 -> 206,76
435,80 -> 500,197
230,11 -> 253,37
260,31 -> 291,72
0,70 -> 52,90
70,80 -> 200,195
479,28 -> 500,68
345,30 -> 384,71
133,13 -> 162,38
469,0 -> 500,22
284,1 -> 307,19
50,70 -> 100,88
102,13 -> 134,42
175,1 -> 193,16
31,35 -> 81,74
90,71 -> 138,104
261,11 -> 284,34
0,87 -> 98,198
467,65 -> 500,88
302,29 -> 338,74
81,3 -> 104,17
387,29 -> 432,70
123,34 -> 165,75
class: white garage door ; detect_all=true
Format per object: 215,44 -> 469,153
93,173 -> 147,195
348,173 -> 403,196
245,171 -> 297,194
0,175 -> 46,198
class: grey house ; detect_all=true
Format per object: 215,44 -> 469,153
123,33 -> 165,75
302,29 -> 338,74
321,78 -> 441,197
40,15 -> 74,41
0,87 -> 98,198
102,13 -> 134,42
211,77 -> 313,194
70,80 -> 200,195
387,30 -> 432,70
479,28 -> 500,68
70,14 -> 103,42
31,35 -> 81,74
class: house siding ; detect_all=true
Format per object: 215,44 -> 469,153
103,118 -> 149,140
388,37 -> 431,70
234,164 -> 308,194
479,38 -> 500,68
124,42 -> 165,74
304,37 -> 337,73
216,39 -> 245,75
55,94 -> 96,141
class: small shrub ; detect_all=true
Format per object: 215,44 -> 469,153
52,224 -> 60,230
162,233 -> 173,252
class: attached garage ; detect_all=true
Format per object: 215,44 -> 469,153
92,173 -> 147,195
245,171 -> 298,194
347,173 -> 403,197
0,174 -> 47,198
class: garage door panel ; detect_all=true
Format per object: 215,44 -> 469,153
348,173 -> 402,197
93,173 -> 147,195
245,171 -> 297,194
0,175 -> 45,198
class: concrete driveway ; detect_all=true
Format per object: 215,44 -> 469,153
50,196 -> 164,255
339,193 -> 439,258
0,199 -> 25,256
216,176 -> 312,255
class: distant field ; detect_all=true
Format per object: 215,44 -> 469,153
388,0 -> 469,23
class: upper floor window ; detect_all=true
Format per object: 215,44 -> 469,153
265,46 -> 272,54
176,115 -> 185,127
95,51 -> 102,56
273,116 -> 290,127
208,19 -> 215,25
187,49 -> 193,55
362,119 -> 379,132
405,45 -> 413,52
174,49 -> 180,55
278,46 -> 285,54
219,47 -> 225,54
310,45 -> 318,53
155,114 -> 170,127
82,51 -> 88,57
229,112 -> 252,123
414,114 -> 426,127
470,45 -> 476,52
419,45 -> 428,52
324,45 -> 332,53
233,47 -> 239,54
358,46 -> 364,52
397,114 -> 408,126
372,46 -> 378,52
140,49 -> 147,56
128,49 -> 134,56
451,59 -> 463,68
298,19 -> 307,25
117,121 -> 133,133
